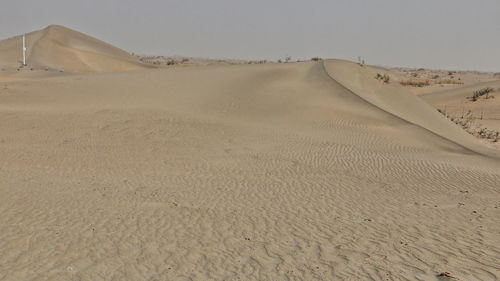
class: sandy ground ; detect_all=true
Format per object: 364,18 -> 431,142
420,80 -> 500,149
1,25 -> 500,281
0,25 -> 151,76
387,67 -> 499,95
0,59 -> 499,281
371,64 -> 500,149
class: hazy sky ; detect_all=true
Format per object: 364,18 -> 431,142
1,0 -> 499,71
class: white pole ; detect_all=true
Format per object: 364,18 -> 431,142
22,34 -> 26,66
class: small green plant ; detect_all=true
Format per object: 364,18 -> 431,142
375,73 -> 390,84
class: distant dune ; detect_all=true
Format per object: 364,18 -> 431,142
0,26 -> 499,281
0,25 -> 151,74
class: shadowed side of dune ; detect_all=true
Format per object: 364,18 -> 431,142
1,60 -> 500,280
322,59 -> 500,159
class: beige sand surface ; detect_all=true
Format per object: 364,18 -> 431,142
0,25 -> 150,78
421,80 -> 500,148
421,80 -> 500,119
388,67 -> 498,95
1,28 -> 500,281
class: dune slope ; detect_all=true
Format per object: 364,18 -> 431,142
324,59 -> 500,157
0,25 -> 150,74
421,80 -> 500,141
0,60 -> 499,281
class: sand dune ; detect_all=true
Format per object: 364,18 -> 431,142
1,59 -> 499,281
1,26 -> 499,281
0,25 -> 150,74
324,60 -> 500,158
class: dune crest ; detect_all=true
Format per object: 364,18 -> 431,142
323,59 -> 500,158
1,58 -> 499,280
0,25 -> 151,74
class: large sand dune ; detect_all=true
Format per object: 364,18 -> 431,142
1,59 -> 499,281
0,26 -> 499,280
0,25 -> 150,74
324,60 -> 500,157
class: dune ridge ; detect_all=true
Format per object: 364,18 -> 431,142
0,25 -> 151,74
322,59 -> 500,159
1,56 -> 499,281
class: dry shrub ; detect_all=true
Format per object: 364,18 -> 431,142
375,73 -> 390,84
434,79 -> 464,85
468,87 -> 494,101
400,80 -> 430,87
438,109 -> 499,142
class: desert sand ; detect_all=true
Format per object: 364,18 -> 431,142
388,67 -> 499,96
421,81 -> 500,125
0,25 -> 150,80
0,26 -> 499,281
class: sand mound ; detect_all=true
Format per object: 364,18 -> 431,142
0,25 -> 151,74
323,59 -> 500,158
0,60 -> 499,280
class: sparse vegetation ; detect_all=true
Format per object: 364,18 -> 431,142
375,73 -> 390,84
311,57 -> 322,61
139,55 -> 166,64
247,60 -> 267,64
468,87 -> 494,101
136,55 -> 260,66
438,108 -> 499,142
433,79 -> 463,85
399,80 -> 430,87
399,75 -> 463,87
477,127 -> 499,142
